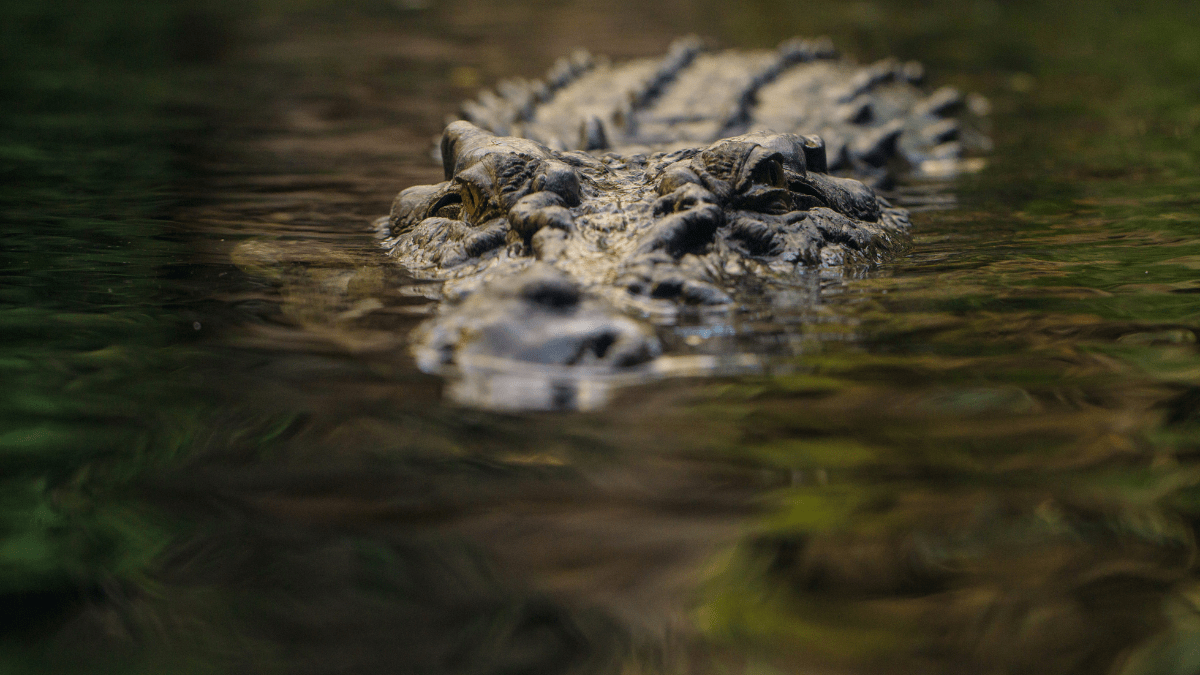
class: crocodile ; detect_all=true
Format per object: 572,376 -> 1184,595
379,38 -> 985,406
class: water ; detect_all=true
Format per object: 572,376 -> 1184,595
4,0 -> 1200,673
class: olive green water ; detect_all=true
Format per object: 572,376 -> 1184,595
4,0 -> 1200,673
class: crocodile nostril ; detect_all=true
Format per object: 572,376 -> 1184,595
521,278 -> 581,310
588,332 -> 616,359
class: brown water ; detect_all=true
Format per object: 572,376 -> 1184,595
6,0 -> 1200,673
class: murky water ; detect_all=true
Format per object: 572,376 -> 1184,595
5,0 -> 1200,673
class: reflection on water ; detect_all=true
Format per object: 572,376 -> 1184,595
6,0 -> 1200,673
446,362 -> 631,411
440,353 -> 766,411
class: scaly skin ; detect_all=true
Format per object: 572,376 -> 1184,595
381,39 -> 986,381
381,121 -> 909,374
456,37 -> 989,186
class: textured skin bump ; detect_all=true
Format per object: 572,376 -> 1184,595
382,121 -> 910,372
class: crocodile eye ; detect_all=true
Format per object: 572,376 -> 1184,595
456,177 -> 494,224
460,181 -> 481,217
749,157 -> 786,188
429,192 -> 463,220
732,150 -> 793,214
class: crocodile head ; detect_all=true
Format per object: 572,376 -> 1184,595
381,120 -> 909,378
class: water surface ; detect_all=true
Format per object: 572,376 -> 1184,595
4,1 -> 1200,673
